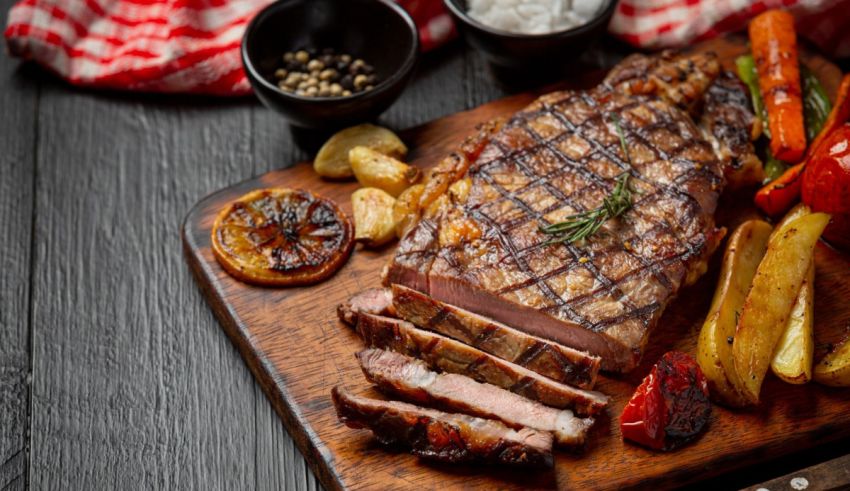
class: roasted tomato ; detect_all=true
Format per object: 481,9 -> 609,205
620,351 -> 711,451
802,123 -> 850,250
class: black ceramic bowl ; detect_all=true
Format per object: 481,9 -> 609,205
443,0 -> 617,69
242,0 -> 419,129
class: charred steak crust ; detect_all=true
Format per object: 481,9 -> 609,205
386,64 -> 725,372
352,312 -> 608,415
700,71 -> 764,188
331,386 -> 554,467
391,284 -> 601,389
357,349 -> 594,447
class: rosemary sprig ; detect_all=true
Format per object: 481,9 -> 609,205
540,114 -> 635,245
540,173 -> 635,244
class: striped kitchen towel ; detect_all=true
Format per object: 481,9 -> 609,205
610,0 -> 850,58
3,0 -> 455,95
4,0 -> 850,95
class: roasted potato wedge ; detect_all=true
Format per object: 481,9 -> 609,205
349,146 -> 421,197
732,212 -> 830,404
314,124 -> 407,179
392,183 -> 424,238
351,187 -> 397,248
814,336 -> 850,386
768,203 -> 815,384
697,220 -> 772,407
770,263 -> 814,384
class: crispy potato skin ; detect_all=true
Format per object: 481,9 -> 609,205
697,220 -> 772,407
814,335 -> 850,386
770,263 -> 814,384
732,212 -> 830,404
352,188 -> 398,248
349,146 -> 420,197
769,204 -> 815,385
314,124 -> 407,179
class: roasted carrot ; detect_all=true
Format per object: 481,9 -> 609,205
749,10 -> 806,163
755,74 -> 850,216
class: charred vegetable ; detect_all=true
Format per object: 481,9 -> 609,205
732,212 -> 830,404
756,73 -> 850,216
697,220 -> 772,407
802,123 -> 850,251
801,65 -> 832,142
620,352 -> 711,451
814,335 -> 850,387
749,10 -> 806,163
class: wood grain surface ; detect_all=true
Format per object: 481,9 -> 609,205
0,26 -> 517,489
183,37 -> 850,490
0,1 -> 37,488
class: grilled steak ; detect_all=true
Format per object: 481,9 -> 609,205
605,52 -> 762,189
357,349 -> 594,447
352,312 -> 608,415
391,284 -> 600,389
699,71 -> 764,189
337,287 -> 394,326
331,386 -> 554,467
603,50 -> 720,114
386,52 -> 726,372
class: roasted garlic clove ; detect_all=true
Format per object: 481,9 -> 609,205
314,124 -> 407,179
349,146 -> 421,197
352,187 -> 398,248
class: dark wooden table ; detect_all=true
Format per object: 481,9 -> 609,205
2,1 -> 849,488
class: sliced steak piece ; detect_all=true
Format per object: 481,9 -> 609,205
699,71 -> 764,189
391,284 -> 601,389
357,348 -> 594,447
337,287 -> 394,326
386,52 -> 725,372
332,386 -> 554,467
352,312 -> 608,415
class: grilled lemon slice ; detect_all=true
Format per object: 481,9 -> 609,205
211,188 -> 354,286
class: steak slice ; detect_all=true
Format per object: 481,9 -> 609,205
352,312 -> 608,415
337,287 -> 394,326
391,284 -> 601,389
357,348 -> 594,447
332,386 -> 554,467
386,53 -> 725,372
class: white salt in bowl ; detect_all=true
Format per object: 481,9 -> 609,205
443,0 -> 616,68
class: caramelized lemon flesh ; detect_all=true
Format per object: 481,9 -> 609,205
211,188 -> 354,286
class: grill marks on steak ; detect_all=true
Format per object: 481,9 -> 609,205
391,284 -> 601,389
331,386 -> 554,467
357,349 -> 594,447
386,83 -> 724,372
699,71 -> 764,189
352,311 -> 608,416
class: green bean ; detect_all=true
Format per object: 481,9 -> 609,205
801,64 -> 832,142
736,54 -> 770,139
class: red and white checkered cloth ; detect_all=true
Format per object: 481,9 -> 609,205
610,0 -> 850,58
4,0 -> 850,96
2,0 -> 455,95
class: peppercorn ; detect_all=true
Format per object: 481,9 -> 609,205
271,48 -> 379,98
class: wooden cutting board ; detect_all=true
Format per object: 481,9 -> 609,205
182,37 -> 850,490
